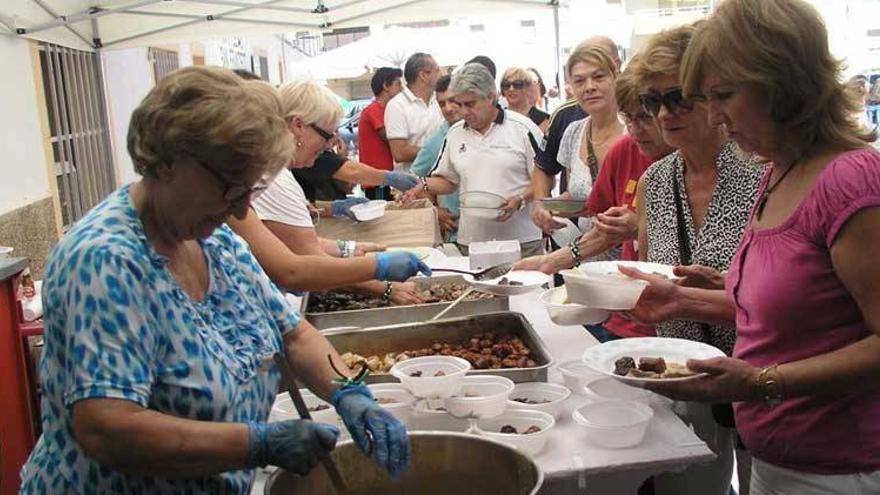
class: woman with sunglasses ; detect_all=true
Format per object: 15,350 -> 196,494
628,23 -> 765,495
227,80 -> 431,294
246,80 -> 426,305
19,67 -> 411,494
501,67 -> 549,132
621,1 -> 880,493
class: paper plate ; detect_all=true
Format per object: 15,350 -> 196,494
540,197 -> 585,214
582,337 -> 725,387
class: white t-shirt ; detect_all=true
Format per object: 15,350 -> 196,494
385,86 -> 441,172
430,108 -> 544,245
251,169 -> 313,228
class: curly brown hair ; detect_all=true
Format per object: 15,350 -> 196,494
127,66 -> 293,184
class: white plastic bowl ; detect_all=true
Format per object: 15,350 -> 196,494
368,383 -> 416,424
572,400 -> 653,448
269,391 -> 346,436
0,246 -> 12,258
409,400 -> 472,432
475,409 -> 555,456
460,190 -> 507,209
349,200 -> 387,222
560,268 -> 649,310
390,356 -> 470,399
557,359 -> 603,394
583,377 -> 655,404
540,286 -> 610,326
443,376 -> 515,419
507,382 -> 571,419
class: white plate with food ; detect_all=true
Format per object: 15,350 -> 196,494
462,270 -> 551,296
576,260 -> 678,280
582,337 -> 725,387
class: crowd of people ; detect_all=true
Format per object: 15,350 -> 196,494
17,0 -> 880,494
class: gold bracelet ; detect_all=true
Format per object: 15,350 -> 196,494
755,364 -> 785,407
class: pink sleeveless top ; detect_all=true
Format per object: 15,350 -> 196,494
728,148 -> 880,474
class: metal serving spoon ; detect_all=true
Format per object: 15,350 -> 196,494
430,262 -> 513,281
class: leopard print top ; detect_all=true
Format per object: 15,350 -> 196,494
643,141 -> 765,356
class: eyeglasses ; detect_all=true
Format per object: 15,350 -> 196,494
619,110 -> 654,127
309,123 -> 336,142
639,88 -> 693,117
194,159 -> 269,205
501,79 -> 531,91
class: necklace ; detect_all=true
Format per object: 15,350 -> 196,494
755,159 -> 799,220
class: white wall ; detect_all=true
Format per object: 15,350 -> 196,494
0,36 -> 52,216
101,47 -> 154,186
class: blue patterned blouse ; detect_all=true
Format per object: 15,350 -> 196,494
20,186 -> 300,494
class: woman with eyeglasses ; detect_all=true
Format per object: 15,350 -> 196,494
501,67 -> 549,132
620,1 -> 880,493
515,55 -> 673,343
227,80 -> 431,296
627,23 -> 765,495
19,67 -> 411,494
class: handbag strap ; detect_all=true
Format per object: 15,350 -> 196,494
585,120 -> 600,181
671,166 -> 714,345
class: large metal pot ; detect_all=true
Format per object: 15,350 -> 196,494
264,432 -> 544,495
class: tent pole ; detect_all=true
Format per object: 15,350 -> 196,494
101,0 -> 292,48
29,0 -> 96,48
174,0 -> 312,13
331,0 -> 430,27
553,0 -> 562,99
21,0 -> 162,35
118,10 -> 316,29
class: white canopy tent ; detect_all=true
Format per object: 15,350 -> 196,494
0,0 -> 568,52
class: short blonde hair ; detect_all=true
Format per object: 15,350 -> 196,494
633,23 -> 697,86
566,43 -> 618,80
279,80 -> 345,129
501,67 -> 534,86
128,66 -> 293,182
615,54 -> 643,112
682,0 -> 876,151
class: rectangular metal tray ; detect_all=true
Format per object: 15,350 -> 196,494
323,311 -> 552,383
301,275 -> 509,330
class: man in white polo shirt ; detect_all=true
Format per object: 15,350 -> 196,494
407,63 -> 545,257
385,52 -> 442,172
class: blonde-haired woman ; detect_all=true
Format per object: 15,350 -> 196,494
245,79 -> 426,305
501,66 -> 549,131
19,66 -> 410,494
531,45 -> 624,242
227,80 -> 430,294
624,1 -> 880,493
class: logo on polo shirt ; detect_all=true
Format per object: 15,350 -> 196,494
459,143 -> 467,153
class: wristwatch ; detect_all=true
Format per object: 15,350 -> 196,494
756,365 -> 785,407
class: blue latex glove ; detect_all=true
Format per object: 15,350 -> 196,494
383,172 -> 420,191
374,251 -> 432,281
332,385 -> 411,478
246,420 -> 339,475
332,197 -> 369,219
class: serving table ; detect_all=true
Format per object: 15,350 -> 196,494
252,256 -> 715,495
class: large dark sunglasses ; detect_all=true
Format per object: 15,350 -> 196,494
501,79 -> 530,91
196,159 -> 269,204
639,88 -> 693,117
309,123 -> 336,142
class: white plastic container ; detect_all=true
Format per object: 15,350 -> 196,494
409,401 -> 472,432
349,200 -> 387,222
475,409 -> 555,456
539,286 -> 610,326
507,382 -> 571,420
0,246 -> 12,258
269,391 -> 346,435
390,356 -> 470,399
443,375 -> 515,419
368,383 -> 416,424
572,400 -> 653,448
557,359 -> 603,394
468,240 -> 521,271
560,269 -> 648,310
583,377 -> 655,404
